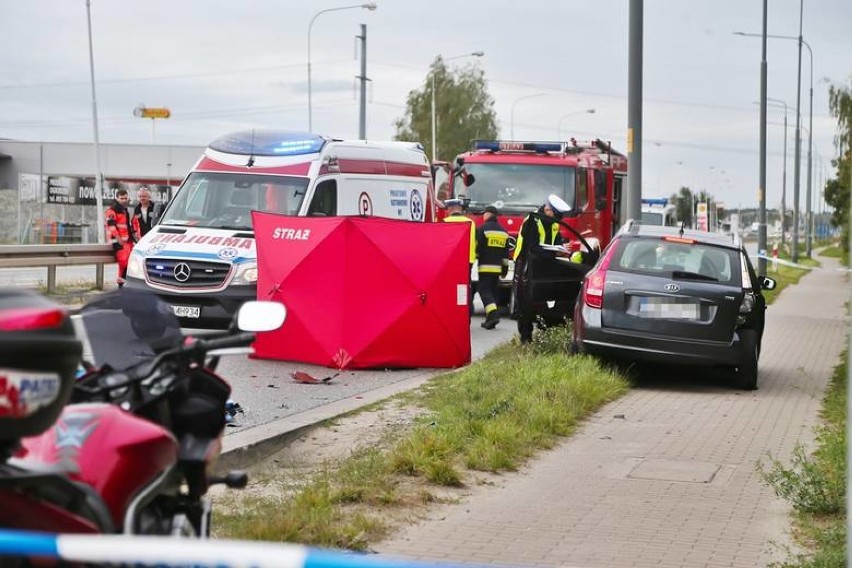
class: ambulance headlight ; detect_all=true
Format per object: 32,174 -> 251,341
232,262 -> 258,285
126,253 -> 145,279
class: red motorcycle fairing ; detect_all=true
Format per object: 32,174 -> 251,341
0,486 -> 101,533
17,402 -> 178,528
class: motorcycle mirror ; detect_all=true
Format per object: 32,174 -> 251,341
236,301 -> 286,332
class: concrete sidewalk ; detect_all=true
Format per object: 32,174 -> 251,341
377,256 -> 849,568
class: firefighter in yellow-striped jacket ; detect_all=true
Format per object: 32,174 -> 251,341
442,198 -> 477,319
476,205 -> 510,329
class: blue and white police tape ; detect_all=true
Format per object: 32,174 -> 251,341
755,253 -> 817,270
0,529 -> 500,568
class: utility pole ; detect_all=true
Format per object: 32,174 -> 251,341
791,0 -> 804,264
626,0 -> 643,222
756,0 -> 768,276
356,24 -> 368,139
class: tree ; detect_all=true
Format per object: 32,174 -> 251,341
394,57 -> 498,162
826,81 -> 851,252
670,186 -> 695,227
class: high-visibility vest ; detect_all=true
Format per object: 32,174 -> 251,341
444,214 -> 477,263
513,215 -> 560,261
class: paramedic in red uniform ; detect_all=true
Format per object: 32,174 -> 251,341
105,188 -> 140,287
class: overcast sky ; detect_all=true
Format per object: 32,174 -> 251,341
2,1 -> 850,210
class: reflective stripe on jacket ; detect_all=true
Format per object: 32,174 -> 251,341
443,213 -> 477,264
105,205 -> 139,245
513,214 -> 561,261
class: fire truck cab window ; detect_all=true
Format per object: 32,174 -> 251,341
454,164 -> 576,213
594,169 -> 607,211
307,179 -> 337,217
576,167 -> 588,211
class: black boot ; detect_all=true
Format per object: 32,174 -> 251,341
481,310 -> 500,330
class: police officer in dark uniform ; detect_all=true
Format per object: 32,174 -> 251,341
476,205 -> 510,329
512,194 -> 572,343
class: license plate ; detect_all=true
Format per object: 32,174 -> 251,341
639,298 -> 698,320
171,305 -> 200,319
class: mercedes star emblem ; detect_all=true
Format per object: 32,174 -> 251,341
173,262 -> 192,283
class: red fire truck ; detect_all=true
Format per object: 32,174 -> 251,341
436,138 -> 627,307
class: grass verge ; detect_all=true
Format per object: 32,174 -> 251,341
213,326 -> 630,550
757,351 -> 847,567
762,252 -> 820,305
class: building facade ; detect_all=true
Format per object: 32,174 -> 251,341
0,140 -> 203,244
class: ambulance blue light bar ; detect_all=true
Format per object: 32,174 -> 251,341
473,140 -> 566,154
209,130 -> 328,157
641,198 -> 669,206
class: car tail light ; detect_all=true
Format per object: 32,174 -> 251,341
0,307 -> 67,331
584,271 -> 606,308
583,241 -> 618,309
736,292 -> 755,326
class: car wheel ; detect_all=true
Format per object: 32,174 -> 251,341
567,339 -> 579,356
732,329 -> 759,390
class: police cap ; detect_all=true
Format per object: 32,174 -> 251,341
547,194 -> 571,214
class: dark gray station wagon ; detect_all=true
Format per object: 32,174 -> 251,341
572,222 -> 776,389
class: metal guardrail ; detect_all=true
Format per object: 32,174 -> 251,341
0,244 -> 115,293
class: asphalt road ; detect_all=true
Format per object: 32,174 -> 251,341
213,304 -> 515,436
0,234 -> 758,439
66,291 -> 515,437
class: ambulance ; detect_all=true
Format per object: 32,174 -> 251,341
125,130 -> 436,329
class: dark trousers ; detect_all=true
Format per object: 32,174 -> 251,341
478,272 -> 500,315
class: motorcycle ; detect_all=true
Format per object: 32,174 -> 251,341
0,287 -> 285,542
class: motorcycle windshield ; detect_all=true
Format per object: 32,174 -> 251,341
78,288 -> 183,371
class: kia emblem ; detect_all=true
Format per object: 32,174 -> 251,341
173,262 -> 192,283
664,283 -> 680,293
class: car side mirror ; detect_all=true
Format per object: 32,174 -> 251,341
463,173 -> 475,187
759,276 -> 777,290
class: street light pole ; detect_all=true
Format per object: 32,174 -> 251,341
802,39 -> 814,257
733,21 -> 815,263
307,3 -> 376,132
791,0 -> 804,264
766,98 -> 788,247
431,51 -> 483,162
85,0 -> 105,244
556,109 -> 596,140
510,93 -> 547,139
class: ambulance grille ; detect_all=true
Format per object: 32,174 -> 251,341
145,258 -> 231,288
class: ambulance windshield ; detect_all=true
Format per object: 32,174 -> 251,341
455,164 -> 576,214
159,172 -> 310,229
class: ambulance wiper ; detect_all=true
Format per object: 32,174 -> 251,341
211,224 -> 252,231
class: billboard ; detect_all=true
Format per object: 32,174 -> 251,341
43,176 -> 173,206
696,202 -> 708,231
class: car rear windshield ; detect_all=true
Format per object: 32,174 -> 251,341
612,237 -> 741,285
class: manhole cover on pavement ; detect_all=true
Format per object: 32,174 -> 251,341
628,459 -> 720,483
